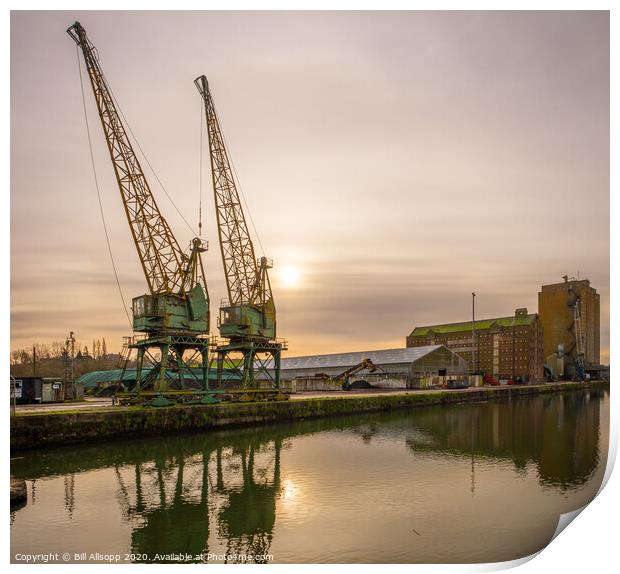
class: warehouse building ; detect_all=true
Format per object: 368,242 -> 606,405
272,345 -> 468,389
76,367 -> 240,392
538,276 -> 600,378
406,308 -> 544,383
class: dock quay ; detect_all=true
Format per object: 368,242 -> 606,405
10,477 -> 27,506
10,381 -> 607,451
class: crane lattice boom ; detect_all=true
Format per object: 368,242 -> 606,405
68,21 -> 211,394
68,21 -> 190,295
194,74 -> 281,389
194,75 -> 261,306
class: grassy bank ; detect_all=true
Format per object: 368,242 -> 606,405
10,381 -> 608,451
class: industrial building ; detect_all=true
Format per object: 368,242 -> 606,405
272,345 -> 468,389
406,308 -> 544,382
538,277 -> 600,378
76,346 -> 468,392
76,368 -> 240,392
11,377 -> 64,404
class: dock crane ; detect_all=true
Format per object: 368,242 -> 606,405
194,75 -> 285,389
567,281 -> 586,381
573,300 -> 586,380
68,22 -> 211,393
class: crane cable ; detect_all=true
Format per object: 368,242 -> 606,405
105,76 -> 198,238
209,97 -> 266,257
198,99 -> 203,237
76,46 -> 132,328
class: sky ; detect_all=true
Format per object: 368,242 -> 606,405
10,10 -> 610,362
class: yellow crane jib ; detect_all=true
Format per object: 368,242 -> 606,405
194,74 -> 284,389
69,22 -> 210,393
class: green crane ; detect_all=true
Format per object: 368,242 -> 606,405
194,75 -> 285,388
68,22 -> 211,392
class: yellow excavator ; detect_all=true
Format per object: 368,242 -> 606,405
337,359 -> 384,390
303,359 -> 383,390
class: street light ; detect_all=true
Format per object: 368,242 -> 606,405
65,331 -> 76,399
471,292 -> 476,376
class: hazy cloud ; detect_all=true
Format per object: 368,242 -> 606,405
11,11 -> 609,362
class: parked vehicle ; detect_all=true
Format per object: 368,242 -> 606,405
483,373 -> 500,386
447,379 -> 469,389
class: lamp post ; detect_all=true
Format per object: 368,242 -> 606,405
512,319 -> 516,383
471,292 -> 476,376
66,331 -> 76,399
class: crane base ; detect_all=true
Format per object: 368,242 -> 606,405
121,333 -> 212,393
214,339 -> 284,389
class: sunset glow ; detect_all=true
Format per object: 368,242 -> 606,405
9,11 -> 609,362
279,266 -> 301,289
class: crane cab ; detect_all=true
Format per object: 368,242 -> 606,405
132,285 -> 209,334
219,302 -> 276,341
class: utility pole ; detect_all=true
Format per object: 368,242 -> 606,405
512,319 -> 516,382
471,292 -> 476,376
10,375 -> 17,416
66,331 -> 76,399
32,344 -> 36,376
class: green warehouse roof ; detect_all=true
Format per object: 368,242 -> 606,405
76,368 -> 241,388
409,309 -> 537,338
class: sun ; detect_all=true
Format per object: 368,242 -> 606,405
279,266 -> 301,288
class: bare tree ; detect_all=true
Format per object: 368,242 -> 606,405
50,341 -> 65,358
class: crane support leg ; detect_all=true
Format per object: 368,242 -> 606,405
216,351 -> 224,389
214,340 -> 284,389
156,343 -> 170,392
242,348 -> 255,389
135,347 -> 145,394
201,349 -> 209,391
273,349 -> 281,390
129,335 -> 211,393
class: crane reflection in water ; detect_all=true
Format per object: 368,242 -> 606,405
10,389 -> 606,563
111,434 -> 284,563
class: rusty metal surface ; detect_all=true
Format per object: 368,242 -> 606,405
68,22 -> 205,298
194,75 -> 283,388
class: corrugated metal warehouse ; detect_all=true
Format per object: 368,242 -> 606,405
76,368 -> 240,392
269,345 -> 468,389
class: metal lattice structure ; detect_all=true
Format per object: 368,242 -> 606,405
68,22 -> 191,296
571,295 -> 586,380
194,76 -> 259,306
195,75 -> 284,388
69,22 -> 211,394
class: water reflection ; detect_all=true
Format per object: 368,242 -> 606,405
400,390 -> 602,488
110,437 -> 284,562
10,389 -> 607,563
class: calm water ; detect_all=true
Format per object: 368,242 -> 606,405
11,389 -> 609,564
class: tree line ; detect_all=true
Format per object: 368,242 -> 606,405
10,338 -> 128,380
